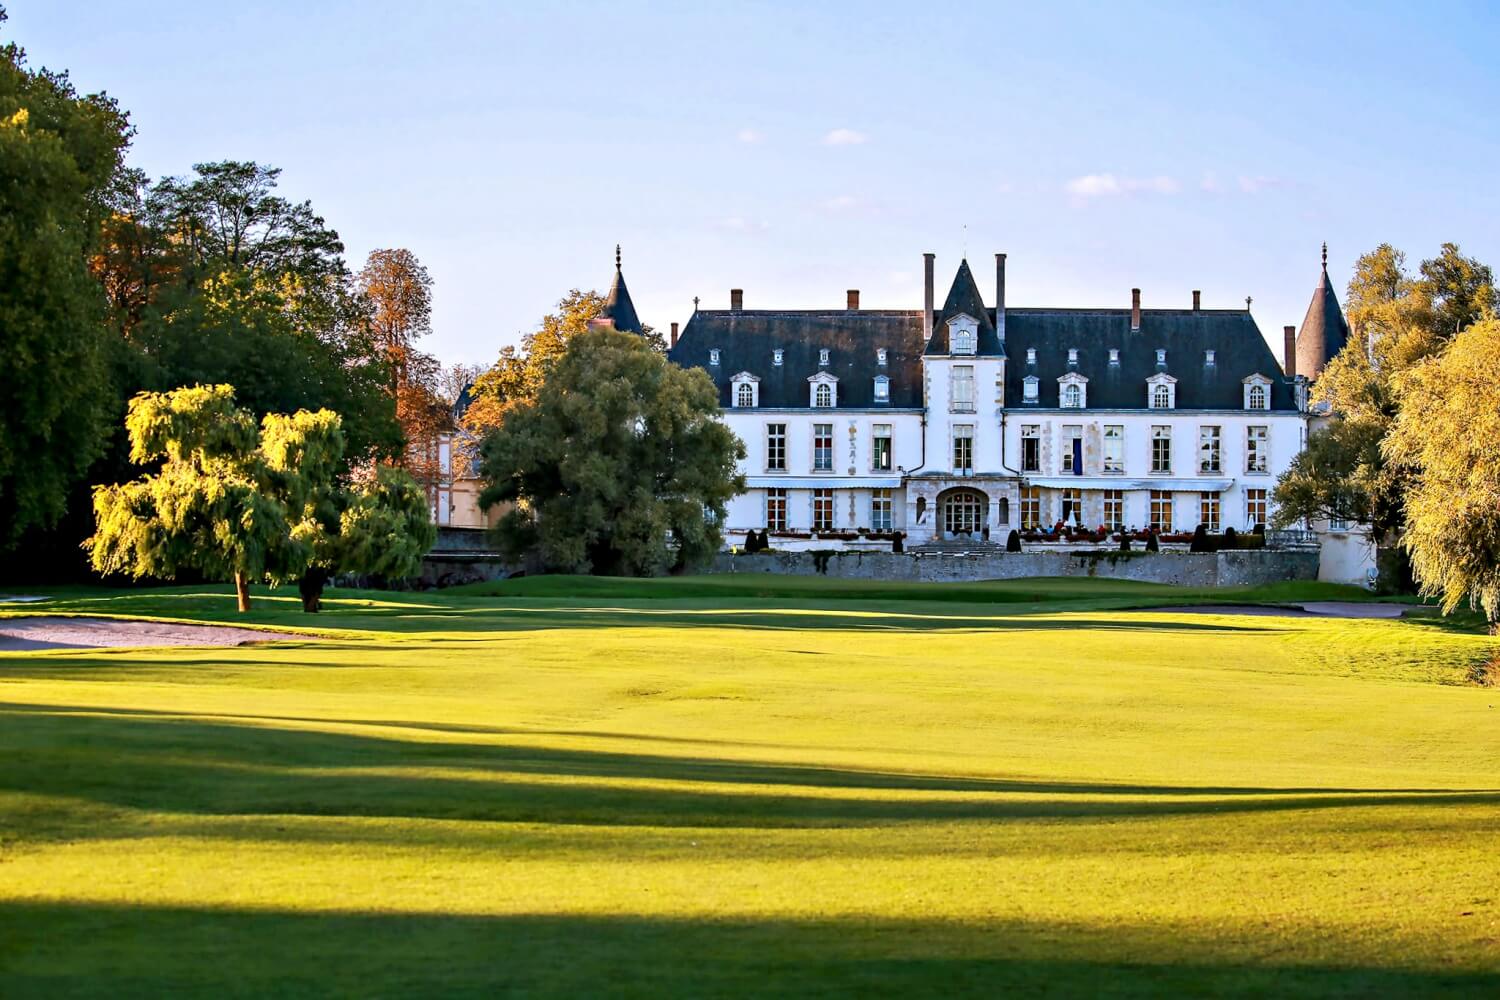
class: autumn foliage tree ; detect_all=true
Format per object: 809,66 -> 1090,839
89,385 -> 434,612
478,328 -> 743,576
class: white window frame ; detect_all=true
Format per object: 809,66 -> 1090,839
765,423 -> 787,472
1245,488 -> 1267,530
1020,424 -> 1040,473
1150,490 -> 1174,532
1243,373 -> 1272,410
1104,489 -> 1124,530
766,488 -> 788,531
1058,372 -> 1088,409
1061,424 -> 1083,474
1246,425 -> 1268,474
871,423 -> 893,472
1151,425 -> 1172,474
1023,375 -> 1039,402
950,365 -> 976,413
948,315 -> 978,355
873,375 -> 890,403
870,489 -> 893,532
811,423 -> 834,472
1200,491 -> 1221,532
730,372 -> 760,408
773,348 -> 784,366
951,424 -> 974,474
709,349 -> 720,366
819,348 -> 830,366
877,348 -> 888,366
1147,372 -> 1177,409
808,371 -> 839,408
1103,425 -> 1124,474
812,489 -> 835,532
1198,425 -> 1222,475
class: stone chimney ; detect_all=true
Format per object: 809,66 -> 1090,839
1131,288 -> 1142,331
670,322 -> 679,348
730,289 -> 743,312
1284,325 -> 1297,378
995,253 -> 1007,342
847,289 -> 859,310
1192,289 -> 1201,312
923,253 -> 935,341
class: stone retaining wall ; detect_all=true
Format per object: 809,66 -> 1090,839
710,548 -> 1319,587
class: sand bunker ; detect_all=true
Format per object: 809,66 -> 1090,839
0,616 -> 310,652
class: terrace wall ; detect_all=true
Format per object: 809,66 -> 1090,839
710,549 -> 1319,587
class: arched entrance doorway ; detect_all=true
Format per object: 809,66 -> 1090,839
939,488 -> 989,539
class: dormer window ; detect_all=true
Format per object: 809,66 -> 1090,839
1058,372 -> 1089,409
730,372 -> 760,408
876,348 -> 887,366
1147,372 -> 1178,409
808,371 -> 838,408
1022,375 -> 1039,402
709,349 -> 720,366
1243,373 -> 1272,410
948,315 -> 978,355
1109,348 -> 1120,365
873,375 -> 890,403
1067,348 -> 1079,364
1205,349 -> 1216,365
1026,347 -> 1037,364
819,348 -> 830,366
773,349 -> 784,366
1156,348 -> 1167,365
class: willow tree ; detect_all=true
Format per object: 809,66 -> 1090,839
89,384 -> 434,611
1384,318 -> 1500,633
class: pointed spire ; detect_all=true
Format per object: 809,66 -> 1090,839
615,243 -> 622,271
925,258 -> 1000,356
596,245 -> 642,333
1294,243 -> 1351,381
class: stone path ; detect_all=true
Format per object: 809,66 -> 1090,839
0,616 -> 309,652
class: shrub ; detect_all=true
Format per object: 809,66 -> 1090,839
1006,529 -> 1022,553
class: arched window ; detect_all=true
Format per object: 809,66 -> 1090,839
1248,384 -> 1266,410
736,383 -> 754,408
1063,384 -> 1082,409
952,328 -> 975,354
1152,384 -> 1171,409
815,383 -> 833,408
943,491 -> 985,537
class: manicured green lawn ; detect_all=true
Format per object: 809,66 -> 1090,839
1,577 -> 1497,996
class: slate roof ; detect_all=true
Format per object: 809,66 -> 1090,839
601,266 -> 643,334
1294,248 -> 1351,381
1004,308 -> 1296,410
925,258 -> 1005,356
668,310 -> 925,408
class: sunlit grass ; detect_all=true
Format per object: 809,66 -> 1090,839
1,580 -> 1497,996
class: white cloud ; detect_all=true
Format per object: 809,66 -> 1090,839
1237,175 -> 1284,194
1065,173 -> 1181,198
719,216 -> 769,233
822,128 -> 868,146
736,128 -> 764,144
1200,172 -> 1223,193
823,194 -> 859,211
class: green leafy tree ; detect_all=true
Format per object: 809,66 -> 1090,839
1384,318 -> 1500,633
478,328 -> 744,575
90,385 -> 434,612
0,12 -> 132,545
1275,242 -> 1496,542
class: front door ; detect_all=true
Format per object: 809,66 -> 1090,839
943,491 -> 985,538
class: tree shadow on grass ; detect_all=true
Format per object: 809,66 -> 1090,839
1,902 -> 1495,998
1,704 -> 1495,835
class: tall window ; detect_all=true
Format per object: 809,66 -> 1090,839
1151,426 -> 1172,473
952,424 -> 974,474
1023,376 -> 1039,402
950,365 -> 975,413
1246,425 -> 1268,473
1061,487 -> 1083,526
1103,489 -> 1124,530
873,376 -> 890,402
1061,425 -> 1083,474
944,490 -> 984,536
765,423 -> 786,471
1198,426 -> 1221,474
1103,425 -> 1124,473
1020,424 -> 1040,473
1150,490 -> 1174,532
766,488 -> 787,531
736,383 -> 754,408
1151,383 -> 1171,409
870,489 -> 893,532
871,424 -> 892,471
951,327 -> 975,354
1248,383 -> 1267,410
1020,487 -> 1042,529
812,489 -> 834,531
814,383 -> 833,408
1199,492 -> 1220,532
1062,383 -> 1082,409
1245,488 -> 1267,529
812,423 -> 833,472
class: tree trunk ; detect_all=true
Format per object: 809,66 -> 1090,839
298,568 -> 327,613
233,571 -> 251,613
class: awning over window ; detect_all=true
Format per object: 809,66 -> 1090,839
1027,477 -> 1234,491
745,476 -> 904,489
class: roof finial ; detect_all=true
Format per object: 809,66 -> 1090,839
615,244 -> 622,271
1245,295 -> 1253,311
693,295 -> 699,313
1320,241 -> 1327,271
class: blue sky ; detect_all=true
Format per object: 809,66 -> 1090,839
12,1 -> 1500,365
